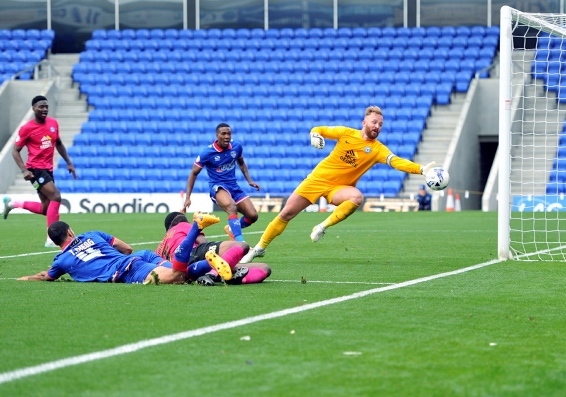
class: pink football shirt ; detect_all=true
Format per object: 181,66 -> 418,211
15,116 -> 60,171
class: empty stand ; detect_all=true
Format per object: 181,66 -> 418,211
66,26 -> 500,195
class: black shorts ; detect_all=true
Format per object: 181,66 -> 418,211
28,169 -> 54,191
189,241 -> 221,264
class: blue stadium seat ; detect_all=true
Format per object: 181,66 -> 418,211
57,180 -> 75,193
470,26 -> 486,38
435,83 -> 452,105
104,180 -> 123,193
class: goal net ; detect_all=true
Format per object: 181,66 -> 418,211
499,6 -> 566,260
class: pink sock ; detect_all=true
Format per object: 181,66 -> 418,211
19,201 -> 43,214
221,246 -> 245,268
46,201 -> 61,226
242,268 -> 268,284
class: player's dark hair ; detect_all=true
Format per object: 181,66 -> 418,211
216,123 -> 230,131
31,95 -> 47,106
48,221 -> 70,246
170,214 -> 189,228
164,211 -> 185,231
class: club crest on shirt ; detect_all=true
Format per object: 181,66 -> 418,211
231,151 -> 236,158
364,146 -> 371,153
50,127 -> 56,132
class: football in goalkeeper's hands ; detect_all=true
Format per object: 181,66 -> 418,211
425,167 -> 450,191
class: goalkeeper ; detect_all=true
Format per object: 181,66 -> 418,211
241,106 -> 436,263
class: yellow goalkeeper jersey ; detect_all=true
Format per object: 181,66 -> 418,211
309,126 -> 422,186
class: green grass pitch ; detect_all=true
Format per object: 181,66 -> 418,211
1,211 -> 565,396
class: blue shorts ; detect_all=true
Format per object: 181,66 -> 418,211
210,183 -> 248,204
118,259 -> 156,284
119,250 -> 172,284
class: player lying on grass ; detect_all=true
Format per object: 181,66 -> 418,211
241,105 -> 437,263
156,212 -> 271,286
18,213 -> 233,284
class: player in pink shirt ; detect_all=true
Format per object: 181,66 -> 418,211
156,212 -> 271,286
3,95 -> 76,247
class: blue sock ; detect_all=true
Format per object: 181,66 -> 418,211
228,216 -> 245,241
173,221 -> 200,263
240,216 -> 252,228
188,259 -> 212,279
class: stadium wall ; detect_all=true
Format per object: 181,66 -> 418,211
437,78 -> 499,211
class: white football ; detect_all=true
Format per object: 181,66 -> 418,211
425,167 -> 450,191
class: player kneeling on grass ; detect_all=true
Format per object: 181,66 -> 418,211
156,212 -> 271,286
18,213 -> 234,284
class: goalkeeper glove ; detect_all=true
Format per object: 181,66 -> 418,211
310,132 -> 325,149
420,161 -> 436,175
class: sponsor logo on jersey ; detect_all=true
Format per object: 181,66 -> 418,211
216,162 -> 235,172
40,135 -> 53,150
340,149 -> 358,167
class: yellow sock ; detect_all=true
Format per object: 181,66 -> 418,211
258,215 -> 289,249
322,200 -> 359,227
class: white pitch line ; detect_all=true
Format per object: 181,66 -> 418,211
0,232 -> 264,260
269,279 -> 395,285
0,257 -> 503,385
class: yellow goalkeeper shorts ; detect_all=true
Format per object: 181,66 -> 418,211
294,175 -> 351,204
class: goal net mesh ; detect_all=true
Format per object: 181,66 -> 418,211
506,9 -> 566,260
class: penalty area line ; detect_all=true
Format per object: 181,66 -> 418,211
0,257 -> 504,385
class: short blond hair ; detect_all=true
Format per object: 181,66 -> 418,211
365,106 -> 383,116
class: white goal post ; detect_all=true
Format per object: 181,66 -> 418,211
499,6 -> 566,261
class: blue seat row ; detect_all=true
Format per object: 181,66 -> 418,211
0,62 -> 35,74
57,179 -> 191,194
55,168 -> 189,182
57,177 -> 402,197
85,107 -> 429,124
74,59 -> 491,83
78,46 -> 496,65
84,35 -> 497,53
91,26 -> 498,41
0,50 -> 46,63
0,29 -> 54,41
59,156 -> 195,170
80,79 -> 453,103
0,39 -> 51,52
78,118 -> 424,138
87,94 -> 433,112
